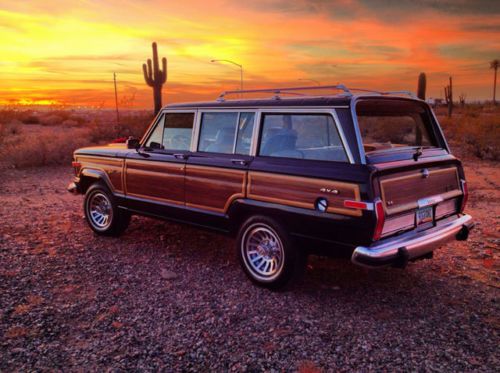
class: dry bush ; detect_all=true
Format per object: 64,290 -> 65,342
439,105 -> 500,161
0,109 -> 152,168
0,121 -> 23,143
0,127 -> 93,168
87,112 -> 152,143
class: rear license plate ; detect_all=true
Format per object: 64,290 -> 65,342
416,206 -> 433,225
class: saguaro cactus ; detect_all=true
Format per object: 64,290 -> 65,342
491,59 -> 499,105
444,76 -> 453,117
417,72 -> 426,100
143,42 -> 167,115
459,93 -> 466,108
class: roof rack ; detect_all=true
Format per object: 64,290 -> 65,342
216,84 -> 416,101
348,88 -> 416,98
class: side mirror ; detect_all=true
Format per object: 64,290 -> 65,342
126,137 -> 140,149
149,141 -> 164,150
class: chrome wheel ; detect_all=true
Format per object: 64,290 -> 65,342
87,192 -> 113,230
242,224 -> 284,281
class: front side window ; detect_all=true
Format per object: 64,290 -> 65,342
259,113 -> 348,162
198,112 -> 255,155
356,99 -> 438,154
145,112 -> 194,151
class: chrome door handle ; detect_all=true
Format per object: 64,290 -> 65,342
231,159 -> 248,166
174,153 -> 188,160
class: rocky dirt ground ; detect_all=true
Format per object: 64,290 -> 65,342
0,162 -> 498,371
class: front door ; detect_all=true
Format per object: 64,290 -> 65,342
125,111 -> 195,206
185,111 -> 255,214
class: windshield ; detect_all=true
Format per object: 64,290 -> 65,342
356,99 -> 438,154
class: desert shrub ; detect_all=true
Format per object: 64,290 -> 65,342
0,110 -> 23,124
62,119 -> 79,127
119,112 -> 153,138
0,127 -> 93,168
87,112 -> 152,143
40,114 -> 63,126
439,106 -> 500,161
21,115 -> 40,125
0,121 -> 23,142
87,120 -> 118,143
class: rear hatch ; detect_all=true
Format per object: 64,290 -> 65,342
374,159 -> 463,238
355,97 -> 466,239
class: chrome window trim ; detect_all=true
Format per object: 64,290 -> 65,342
167,105 -> 350,110
429,107 -> 451,153
139,110 -> 164,146
191,109 -> 201,152
331,109 -> 355,165
232,112 -> 241,154
253,108 -> 354,164
250,111 -> 261,156
350,97 -> 367,165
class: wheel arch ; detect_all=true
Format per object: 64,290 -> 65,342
79,168 -> 114,194
226,199 -> 292,237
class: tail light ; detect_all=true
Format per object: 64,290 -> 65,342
460,179 -> 468,213
343,200 -> 370,210
342,198 -> 385,240
373,199 -> 385,241
71,161 -> 81,176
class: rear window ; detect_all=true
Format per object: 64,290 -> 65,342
356,99 -> 438,154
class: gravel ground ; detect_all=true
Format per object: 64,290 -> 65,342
0,165 -> 498,371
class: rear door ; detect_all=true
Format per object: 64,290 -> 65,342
125,111 -> 195,206
185,110 -> 256,214
354,98 -> 465,238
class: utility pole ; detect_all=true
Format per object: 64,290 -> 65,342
113,72 -> 120,133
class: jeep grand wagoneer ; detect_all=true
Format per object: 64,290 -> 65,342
68,85 -> 473,288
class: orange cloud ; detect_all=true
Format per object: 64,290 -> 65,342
0,0 -> 498,108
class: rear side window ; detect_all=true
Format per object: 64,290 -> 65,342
198,112 -> 255,154
259,114 -> 348,162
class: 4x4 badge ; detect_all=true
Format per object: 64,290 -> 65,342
422,168 -> 430,178
320,188 -> 339,195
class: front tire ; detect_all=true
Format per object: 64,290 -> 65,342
84,183 -> 130,236
237,216 -> 306,290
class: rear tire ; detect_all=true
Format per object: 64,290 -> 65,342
236,215 -> 306,290
84,182 -> 130,236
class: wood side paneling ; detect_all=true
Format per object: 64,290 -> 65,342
125,159 -> 185,205
185,165 -> 246,213
247,172 -> 362,217
77,156 -> 124,192
380,167 -> 461,215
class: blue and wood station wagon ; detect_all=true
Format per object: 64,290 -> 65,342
68,85 -> 474,289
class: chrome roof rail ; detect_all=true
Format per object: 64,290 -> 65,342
347,88 -> 416,98
216,84 -> 352,102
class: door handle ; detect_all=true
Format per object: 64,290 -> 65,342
231,159 -> 248,166
174,153 -> 188,160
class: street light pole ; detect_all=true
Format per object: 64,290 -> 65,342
211,59 -> 243,96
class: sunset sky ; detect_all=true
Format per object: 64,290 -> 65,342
0,0 -> 499,108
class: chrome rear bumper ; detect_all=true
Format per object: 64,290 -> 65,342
351,214 -> 473,268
